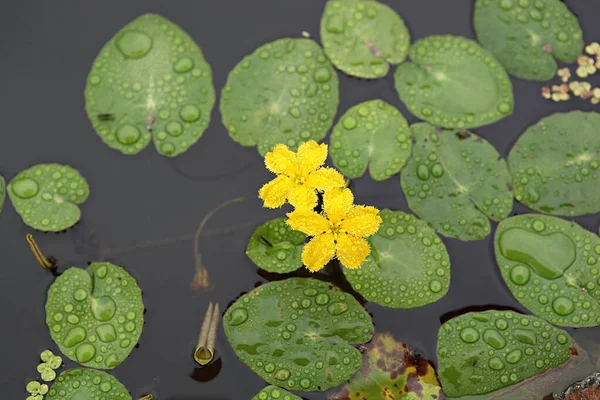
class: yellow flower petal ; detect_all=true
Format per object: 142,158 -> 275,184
302,232 -> 336,272
323,188 -> 354,223
340,206 -> 382,237
336,233 -> 370,269
288,185 -> 318,210
264,144 -> 297,175
297,141 -> 327,176
286,209 -> 330,236
306,167 -> 346,191
259,175 -> 294,208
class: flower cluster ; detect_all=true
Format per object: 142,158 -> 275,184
259,141 -> 382,272
541,41 -> 600,105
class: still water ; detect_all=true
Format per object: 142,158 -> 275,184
1,0 -> 599,399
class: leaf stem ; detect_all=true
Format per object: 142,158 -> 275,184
26,234 -> 56,270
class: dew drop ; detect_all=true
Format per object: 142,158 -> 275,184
115,31 -> 152,59
91,296 -> 117,321
165,121 -> 183,137
327,302 -> 349,315
429,280 -> 442,293
314,67 -> 331,83
488,356 -> 505,370
179,104 -> 201,122
74,289 -> 87,301
505,349 -> 523,364
509,265 -> 530,285
63,327 -> 86,347
75,343 -> 96,363
316,293 -> 330,305
229,308 -> 249,326
460,327 -> 480,343
342,117 -> 357,130
174,57 -> 194,73
116,124 -> 140,145
483,329 -> 506,349
552,296 -> 575,316
417,164 -> 430,180
11,178 -> 39,199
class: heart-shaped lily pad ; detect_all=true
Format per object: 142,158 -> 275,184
495,214 -> 600,327
8,164 -> 89,232
85,13 -> 215,157
46,368 -> 130,400
329,100 -> 412,181
437,310 -> 574,398
252,386 -> 302,400
46,262 -> 144,369
474,0 -> 583,81
508,111 -> 600,217
401,123 -> 513,241
394,35 -> 513,129
329,332 -> 443,400
0,175 -> 5,215
344,209 -> 450,308
220,38 -> 339,156
320,0 -> 410,79
246,218 -> 306,274
223,278 -> 374,392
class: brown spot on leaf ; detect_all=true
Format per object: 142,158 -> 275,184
456,131 -> 471,140
542,43 -> 552,53
364,40 -> 382,57
570,346 -> 579,356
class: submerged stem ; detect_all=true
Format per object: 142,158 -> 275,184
26,234 -> 56,270
191,197 -> 246,291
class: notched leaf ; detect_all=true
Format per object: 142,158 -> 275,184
329,332 -> 443,400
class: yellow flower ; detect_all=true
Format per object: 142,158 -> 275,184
556,67 -> 571,83
259,141 -> 345,210
576,55 -> 596,78
585,42 -> 600,56
287,188 -> 382,272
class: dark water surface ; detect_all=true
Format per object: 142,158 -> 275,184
2,1 -> 600,399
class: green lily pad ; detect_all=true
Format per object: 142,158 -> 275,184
246,218 -> 306,274
0,175 -> 5,215
437,310 -> 574,398
85,13 -> 215,157
329,332 -> 443,399
495,214 -> 600,327
252,386 -> 302,400
223,278 -> 374,392
330,100 -> 412,181
46,262 -> 144,369
474,0 -> 583,81
220,38 -> 339,156
394,35 -> 513,129
401,123 -> 513,241
320,0 -> 410,79
344,209 -> 450,308
508,111 -> 600,217
46,368 -> 130,400
8,164 -> 89,232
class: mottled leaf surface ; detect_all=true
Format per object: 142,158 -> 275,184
474,0 -> 583,81
221,38 -> 339,156
401,123 -> 513,241
46,368 -> 131,400
46,262 -> 144,369
330,100 -> 412,181
8,164 -> 89,232
321,0 -> 410,79
495,214 -> 600,327
508,111 -> 600,216
394,35 -> 513,129
329,332 -> 443,400
246,218 -> 306,273
223,278 -> 374,392
344,210 -> 450,308
85,13 -> 215,157
438,310 -> 575,398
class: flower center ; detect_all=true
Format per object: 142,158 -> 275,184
294,175 -> 306,185
329,221 -> 343,238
